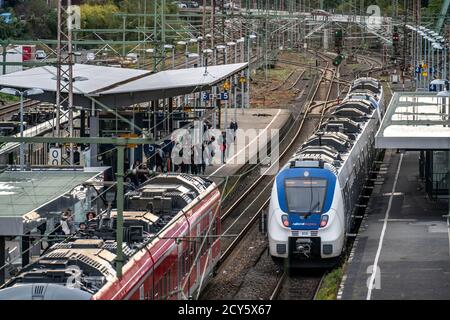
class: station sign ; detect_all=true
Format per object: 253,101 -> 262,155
429,84 -> 437,92
220,92 -> 229,101
201,92 -> 210,101
144,144 -> 159,155
48,147 -> 62,166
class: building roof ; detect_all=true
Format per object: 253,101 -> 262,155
0,169 -> 104,236
375,92 -> 450,149
0,63 -> 248,108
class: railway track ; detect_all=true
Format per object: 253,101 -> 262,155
270,270 -> 325,300
202,50 -> 385,300
218,52 -> 337,267
0,100 -> 41,119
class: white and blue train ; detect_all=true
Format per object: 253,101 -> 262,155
268,77 -> 384,267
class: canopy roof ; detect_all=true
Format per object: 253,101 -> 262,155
0,63 -> 248,108
375,92 -> 450,149
0,168 -> 105,236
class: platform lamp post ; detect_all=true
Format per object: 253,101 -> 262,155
189,38 -> 199,66
418,30 -> 425,89
215,45 -> 226,65
145,48 -> 156,72
237,38 -> 245,115
247,34 -> 257,108
197,36 -> 204,66
438,89 -> 450,208
0,87 -> 44,170
164,44 -> 175,69
202,48 -> 213,70
227,41 -> 237,64
176,41 -> 188,69
205,34 -> 213,57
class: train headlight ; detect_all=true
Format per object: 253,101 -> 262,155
320,214 -> 329,228
281,214 -> 290,227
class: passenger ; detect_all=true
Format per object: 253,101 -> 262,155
130,160 -> 140,186
220,132 -> 227,164
229,120 -> 238,141
208,136 -> 216,165
86,211 -> 96,222
139,163 -> 150,183
190,146 -> 198,175
60,210 -> 75,235
155,148 -> 164,172
78,222 -> 87,231
199,143 -> 206,175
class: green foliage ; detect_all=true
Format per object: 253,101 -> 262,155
0,16 -> 26,39
421,0 -> 446,24
0,92 -> 20,104
9,0 -> 57,39
315,267 -> 344,300
80,2 -> 120,30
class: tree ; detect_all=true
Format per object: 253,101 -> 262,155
0,16 -> 26,39
80,2 -> 120,30
13,0 -> 57,39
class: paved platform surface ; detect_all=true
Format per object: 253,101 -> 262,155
205,108 -> 291,181
339,150 -> 450,300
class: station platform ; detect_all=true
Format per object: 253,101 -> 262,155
339,150 -> 450,300
205,108 -> 291,181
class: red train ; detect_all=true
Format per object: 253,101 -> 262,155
0,174 -> 221,300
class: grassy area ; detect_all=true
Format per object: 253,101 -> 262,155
315,266 -> 345,300
266,67 -> 293,82
0,92 -> 19,104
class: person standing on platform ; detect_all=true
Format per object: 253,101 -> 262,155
220,131 -> 227,164
155,147 -> 164,172
229,120 -> 238,141
190,146 -> 198,175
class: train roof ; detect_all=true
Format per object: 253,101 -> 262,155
288,78 -> 382,173
349,77 -> 381,95
0,174 -> 216,298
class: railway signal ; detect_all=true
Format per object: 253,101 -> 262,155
334,29 -> 343,54
333,54 -> 345,66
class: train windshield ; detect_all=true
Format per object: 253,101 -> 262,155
284,178 -> 327,214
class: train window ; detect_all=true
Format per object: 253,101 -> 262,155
184,251 -> 189,275
154,281 -> 159,300
284,178 -> 327,213
168,269 -> 172,298
163,273 -> 167,299
139,284 -> 145,300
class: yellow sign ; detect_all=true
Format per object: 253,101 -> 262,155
119,133 -> 139,148
422,71 -> 428,77
223,81 -> 231,91
239,76 -> 246,84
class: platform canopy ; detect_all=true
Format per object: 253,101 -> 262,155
0,168 -> 105,236
0,63 -> 248,108
375,91 -> 450,149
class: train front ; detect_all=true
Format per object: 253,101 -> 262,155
268,160 -> 345,267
